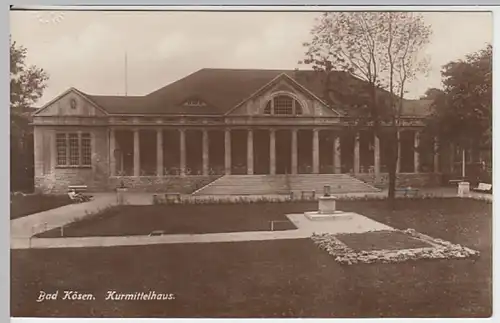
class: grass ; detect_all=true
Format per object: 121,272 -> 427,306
36,203 -> 300,237
11,198 -> 491,318
10,193 -> 72,220
335,230 -> 433,251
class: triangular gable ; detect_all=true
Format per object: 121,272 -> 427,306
33,87 -> 108,117
226,73 -> 343,116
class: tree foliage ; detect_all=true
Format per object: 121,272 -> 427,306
427,44 -> 492,150
301,12 -> 431,125
10,40 -> 49,111
10,39 -> 49,192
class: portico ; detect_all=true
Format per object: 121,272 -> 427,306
109,124 -> 428,177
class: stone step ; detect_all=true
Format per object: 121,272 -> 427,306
193,174 -> 380,196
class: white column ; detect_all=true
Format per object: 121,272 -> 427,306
247,129 -> 254,175
312,129 -> 319,174
334,134 -> 341,174
414,130 -> 420,173
291,129 -> 298,174
269,129 -> 276,175
450,143 -> 455,174
202,129 -> 209,176
110,128 -> 116,176
156,128 -> 163,176
179,129 -> 186,176
133,128 -> 140,176
225,129 -> 231,175
374,133 -> 380,176
354,132 -> 360,174
433,136 -> 440,173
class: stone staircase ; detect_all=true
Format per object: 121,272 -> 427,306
288,174 -> 380,194
192,174 -> 380,196
192,175 -> 289,196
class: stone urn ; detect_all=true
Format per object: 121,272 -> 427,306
323,185 -> 331,197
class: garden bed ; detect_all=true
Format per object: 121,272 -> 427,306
335,230 -> 433,251
312,229 -> 480,265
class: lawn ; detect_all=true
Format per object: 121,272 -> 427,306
10,193 -> 72,220
37,203 -> 302,237
11,198 -> 491,318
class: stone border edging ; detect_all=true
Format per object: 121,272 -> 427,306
311,229 -> 480,265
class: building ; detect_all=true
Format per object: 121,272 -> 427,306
32,68 -> 447,194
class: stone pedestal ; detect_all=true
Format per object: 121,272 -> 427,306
304,195 -> 352,221
458,181 -> 470,197
319,196 -> 337,214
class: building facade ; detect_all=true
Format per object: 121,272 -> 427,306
32,68 -> 446,194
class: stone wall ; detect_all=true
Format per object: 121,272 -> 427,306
34,126 -> 110,194
35,168 -> 105,193
354,173 -> 441,188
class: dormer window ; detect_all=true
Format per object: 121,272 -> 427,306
264,95 -> 303,116
183,99 -> 207,107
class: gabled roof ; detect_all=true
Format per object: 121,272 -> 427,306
34,87 -> 109,116
57,68 -> 431,117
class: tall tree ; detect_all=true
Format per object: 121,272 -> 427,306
420,87 -> 444,100
426,44 -> 492,174
10,39 -> 49,192
10,39 -> 49,141
384,12 -> 431,199
10,40 -> 49,111
301,12 -> 431,202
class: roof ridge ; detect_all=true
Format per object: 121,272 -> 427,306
146,68 -> 206,97
86,94 -> 145,98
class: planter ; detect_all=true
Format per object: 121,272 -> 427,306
457,181 -> 470,197
116,187 -> 128,205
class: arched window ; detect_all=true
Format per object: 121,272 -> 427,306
264,95 -> 304,116
295,103 -> 303,115
274,95 -> 294,115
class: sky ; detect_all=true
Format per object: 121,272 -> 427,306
10,9 -> 493,107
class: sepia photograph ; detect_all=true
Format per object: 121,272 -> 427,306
10,6 -> 492,318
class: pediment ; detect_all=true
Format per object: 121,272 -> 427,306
34,88 -> 107,117
227,73 -> 342,117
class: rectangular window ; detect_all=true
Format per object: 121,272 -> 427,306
56,134 -> 67,166
56,132 -> 92,167
68,133 -> 79,165
81,133 -> 91,166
